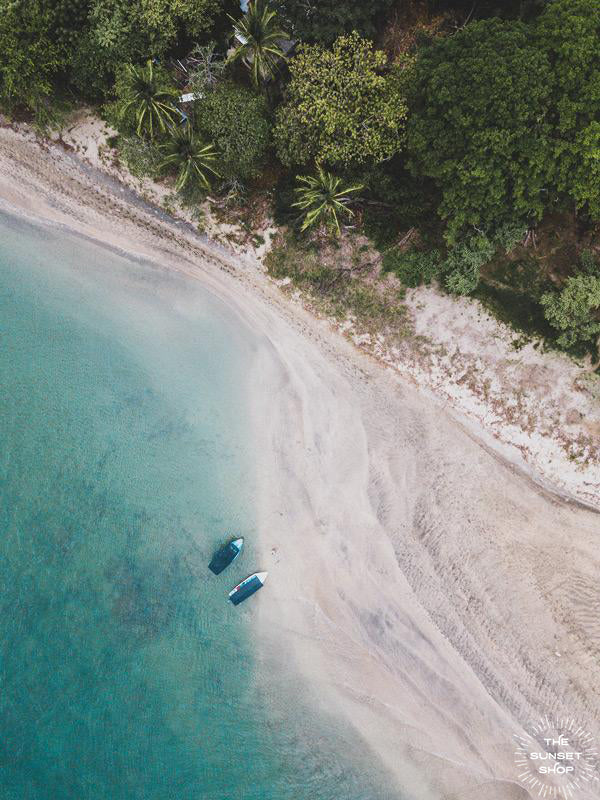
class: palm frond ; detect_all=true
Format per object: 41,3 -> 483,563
121,60 -> 178,139
292,167 -> 363,235
159,126 -> 220,192
227,0 -> 288,85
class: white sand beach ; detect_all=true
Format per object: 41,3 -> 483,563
1,125 -> 599,799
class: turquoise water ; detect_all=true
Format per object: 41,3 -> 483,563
0,213 -> 397,800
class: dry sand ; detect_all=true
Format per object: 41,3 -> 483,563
1,125 -> 599,799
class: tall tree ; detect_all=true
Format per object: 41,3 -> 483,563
407,18 -> 552,243
117,60 -> 178,138
274,32 -> 407,168
0,0 -> 87,112
292,167 -> 363,235
537,0 -> 600,220
279,0 -> 394,45
227,0 -> 288,86
71,0 -> 225,98
541,275 -> 600,350
194,82 -> 271,181
160,126 -> 219,191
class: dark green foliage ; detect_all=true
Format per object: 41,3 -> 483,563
194,82 -> 270,181
407,18 -> 552,243
279,0 -> 395,45
537,0 -> 600,219
0,1 -> 70,112
271,172 -> 297,226
382,247 -> 441,288
580,250 -> 600,278
356,160 -> 440,250
473,257 -> 556,341
440,226 -> 526,295
75,0 -> 224,99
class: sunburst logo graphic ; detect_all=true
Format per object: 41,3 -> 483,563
514,718 -> 599,798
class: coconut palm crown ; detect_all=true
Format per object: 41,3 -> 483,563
120,60 -> 178,138
159,126 -> 219,192
292,168 -> 363,235
227,0 -> 288,86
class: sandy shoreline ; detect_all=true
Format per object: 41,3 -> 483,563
2,126 -> 600,799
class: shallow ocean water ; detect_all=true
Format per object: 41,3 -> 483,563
0,212 -> 400,800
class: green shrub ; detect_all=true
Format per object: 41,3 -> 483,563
493,222 -> 527,254
541,274 -> 600,350
382,247 -> 441,288
194,82 -> 270,182
408,19 -> 552,243
274,32 -> 407,168
580,249 -> 600,277
443,234 -> 496,295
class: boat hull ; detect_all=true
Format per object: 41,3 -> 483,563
228,572 -> 267,605
208,538 -> 243,575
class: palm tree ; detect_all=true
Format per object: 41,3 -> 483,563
159,126 -> 219,192
227,0 -> 288,86
121,60 -> 178,138
292,168 -> 363,236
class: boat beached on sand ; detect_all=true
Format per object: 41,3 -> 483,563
228,572 -> 268,605
208,537 -> 244,575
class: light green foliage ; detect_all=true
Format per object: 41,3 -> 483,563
408,19 -> 552,243
274,32 -> 407,168
194,82 -> 270,181
227,0 -> 288,86
114,60 -> 178,138
443,234 -> 496,295
159,125 -> 219,191
139,0 -> 222,42
292,167 -> 363,235
493,222 -> 527,254
382,247 -> 441,288
541,275 -> 600,349
537,0 -> 600,219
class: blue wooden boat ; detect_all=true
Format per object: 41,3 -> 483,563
208,537 -> 243,575
228,572 -> 267,605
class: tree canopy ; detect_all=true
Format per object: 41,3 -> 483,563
407,18 -> 553,242
274,32 -> 407,169
541,275 -> 600,350
227,0 -> 288,86
537,0 -> 600,220
194,82 -> 271,181
279,0 -> 395,45
0,0 -> 77,111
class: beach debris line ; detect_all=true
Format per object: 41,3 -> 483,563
208,537 -> 244,574
228,572 -> 268,606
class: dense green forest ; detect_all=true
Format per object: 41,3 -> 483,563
1,0 -> 599,355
